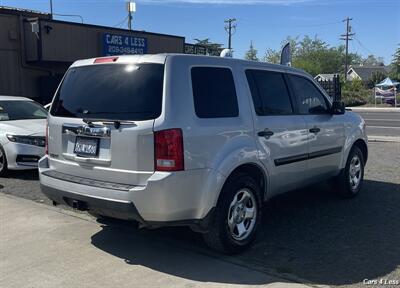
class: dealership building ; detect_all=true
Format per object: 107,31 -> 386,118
0,7 -> 219,103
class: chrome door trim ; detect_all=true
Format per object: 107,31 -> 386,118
62,124 -> 111,138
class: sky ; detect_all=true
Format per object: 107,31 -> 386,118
1,0 -> 399,64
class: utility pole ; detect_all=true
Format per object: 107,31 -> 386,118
127,1 -> 136,30
341,17 -> 355,80
224,18 -> 237,50
49,0 -> 53,19
128,10 -> 132,30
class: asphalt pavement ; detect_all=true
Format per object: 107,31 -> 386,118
352,109 -> 400,137
1,142 -> 399,288
1,194 -> 310,288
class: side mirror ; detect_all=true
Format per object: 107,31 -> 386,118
331,101 -> 345,115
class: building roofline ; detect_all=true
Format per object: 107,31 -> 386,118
0,6 -> 51,18
39,18 -> 185,40
1,6 -> 185,40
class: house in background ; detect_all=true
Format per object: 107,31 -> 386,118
314,74 -> 339,81
347,65 -> 388,82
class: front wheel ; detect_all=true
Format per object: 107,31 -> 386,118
203,173 -> 262,254
332,146 -> 365,198
0,146 -> 8,177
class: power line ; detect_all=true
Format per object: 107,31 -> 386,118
238,18 -> 342,29
354,36 -> 374,55
224,18 -> 237,50
340,17 -> 355,80
113,15 -> 128,28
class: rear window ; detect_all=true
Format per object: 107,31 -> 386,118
246,70 -> 293,115
51,63 -> 164,121
0,100 -> 47,121
191,67 -> 239,118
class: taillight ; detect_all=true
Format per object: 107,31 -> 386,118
94,57 -> 118,63
154,129 -> 184,171
45,120 -> 48,155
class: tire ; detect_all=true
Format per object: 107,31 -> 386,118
0,145 -> 8,177
203,172 -> 262,254
332,146 -> 365,198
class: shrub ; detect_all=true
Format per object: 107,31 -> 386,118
341,79 -> 372,106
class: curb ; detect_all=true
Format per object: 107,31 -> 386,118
349,107 -> 400,112
368,136 -> 400,143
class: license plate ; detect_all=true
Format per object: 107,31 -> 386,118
74,137 -> 99,157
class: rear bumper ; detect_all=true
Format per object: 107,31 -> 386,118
41,183 -> 144,222
38,156 -> 223,231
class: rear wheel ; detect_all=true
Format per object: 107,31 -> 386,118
332,146 -> 364,198
0,146 -> 8,177
203,173 -> 262,254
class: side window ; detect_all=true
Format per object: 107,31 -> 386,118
191,67 -> 239,118
288,75 -> 329,114
246,70 -> 293,115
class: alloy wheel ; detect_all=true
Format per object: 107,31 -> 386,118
227,188 -> 257,241
349,154 -> 362,190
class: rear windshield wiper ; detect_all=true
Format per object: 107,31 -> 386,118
79,110 -> 156,128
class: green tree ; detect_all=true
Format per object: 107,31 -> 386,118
264,48 -> 280,64
262,35 -> 370,76
245,41 -> 259,61
389,44 -> 400,81
362,54 -> 385,66
368,71 -> 386,88
263,36 -> 298,64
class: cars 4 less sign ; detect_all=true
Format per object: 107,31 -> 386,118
103,33 -> 147,56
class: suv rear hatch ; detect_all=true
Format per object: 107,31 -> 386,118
48,59 -> 164,186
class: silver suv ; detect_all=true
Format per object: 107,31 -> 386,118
39,54 -> 368,253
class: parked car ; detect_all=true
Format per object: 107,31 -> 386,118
39,54 -> 368,254
0,96 -> 47,176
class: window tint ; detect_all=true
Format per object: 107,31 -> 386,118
288,75 -> 329,114
246,70 -> 293,115
191,67 -> 239,118
0,101 -> 47,121
51,64 -> 164,121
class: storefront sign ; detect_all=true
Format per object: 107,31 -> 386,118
103,33 -> 147,56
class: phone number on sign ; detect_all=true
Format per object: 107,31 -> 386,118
107,46 -> 145,55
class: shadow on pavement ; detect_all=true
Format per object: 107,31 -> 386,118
91,179 -> 400,286
4,169 -> 38,180
91,220 -> 274,285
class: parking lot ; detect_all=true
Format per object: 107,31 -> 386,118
1,142 -> 399,288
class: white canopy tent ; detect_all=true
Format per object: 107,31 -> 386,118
374,77 -> 398,107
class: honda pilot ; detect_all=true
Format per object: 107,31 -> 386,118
39,54 -> 368,253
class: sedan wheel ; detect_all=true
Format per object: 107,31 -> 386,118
0,146 -> 8,176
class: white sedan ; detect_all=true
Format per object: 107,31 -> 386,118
0,96 -> 47,176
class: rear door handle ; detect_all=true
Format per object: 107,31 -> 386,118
258,130 -> 274,137
309,127 -> 321,134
